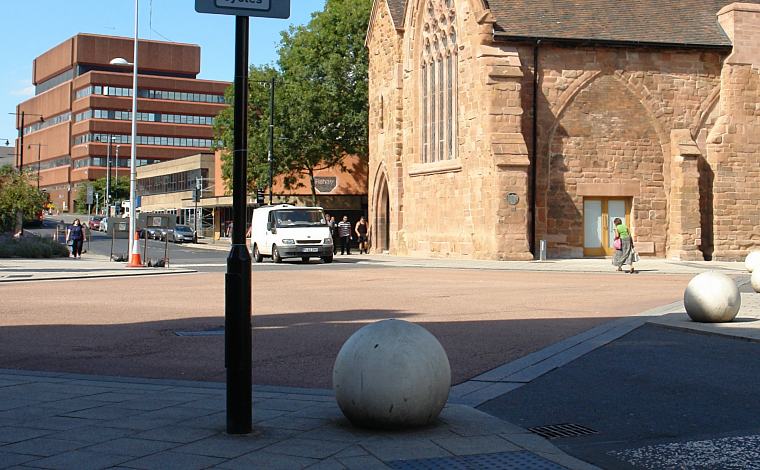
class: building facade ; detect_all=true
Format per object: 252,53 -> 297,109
14,34 -> 229,213
367,0 -> 760,261
136,151 -> 368,239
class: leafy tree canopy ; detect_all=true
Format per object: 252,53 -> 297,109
74,177 -> 130,214
0,165 -> 47,233
214,0 -> 371,205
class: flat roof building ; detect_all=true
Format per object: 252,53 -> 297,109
14,33 -> 229,212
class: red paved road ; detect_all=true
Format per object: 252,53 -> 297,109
0,268 -> 691,388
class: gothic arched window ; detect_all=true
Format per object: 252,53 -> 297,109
420,1 -> 457,163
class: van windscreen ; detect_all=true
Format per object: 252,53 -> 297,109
274,209 -> 326,227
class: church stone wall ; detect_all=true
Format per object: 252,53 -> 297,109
516,45 -> 723,258
368,1 -> 760,261
707,3 -> 760,261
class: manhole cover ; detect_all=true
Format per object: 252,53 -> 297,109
528,423 -> 598,439
387,451 -> 566,469
174,327 -> 224,337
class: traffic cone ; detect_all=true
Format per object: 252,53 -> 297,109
127,231 -> 143,267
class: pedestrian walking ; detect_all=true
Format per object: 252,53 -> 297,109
355,216 -> 369,254
337,215 -> 352,255
612,217 -> 637,273
329,216 -> 339,254
66,218 -> 87,259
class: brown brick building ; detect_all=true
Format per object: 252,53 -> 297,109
14,34 -> 229,213
367,0 -> 760,261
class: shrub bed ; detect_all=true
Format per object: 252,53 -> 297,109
0,235 -> 70,258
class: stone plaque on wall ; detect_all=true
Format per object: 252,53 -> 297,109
315,176 -> 337,193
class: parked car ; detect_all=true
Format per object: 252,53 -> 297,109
88,216 -> 103,231
148,227 -> 164,240
169,225 -> 197,244
100,217 -> 109,233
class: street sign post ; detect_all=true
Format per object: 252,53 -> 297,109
195,0 -> 290,435
194,0 -> 290,18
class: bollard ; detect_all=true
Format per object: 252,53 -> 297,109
164,233 -> 170,268
143,231 -> 148,262
539,239 -> 547,261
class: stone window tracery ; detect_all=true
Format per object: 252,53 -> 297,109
420,1 -> 457,163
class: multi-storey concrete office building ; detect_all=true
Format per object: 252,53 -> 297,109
14,33 -> 229,212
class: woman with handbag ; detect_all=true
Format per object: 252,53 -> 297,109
66,218 -> 87,259
612,217 -> 636,273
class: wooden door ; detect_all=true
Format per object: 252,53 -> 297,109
583,198 -> 631,256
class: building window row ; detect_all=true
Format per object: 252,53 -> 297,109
73,156 -> 158,169
73,133 -> 217,148
23,112 -> 71,136
137,168 -> 208,196
75,85 -> 225,104
38,155 -> 72,171
420,1 -> 458,163
75,109 -> 215,126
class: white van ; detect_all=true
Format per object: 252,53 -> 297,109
250,204 -> 333,263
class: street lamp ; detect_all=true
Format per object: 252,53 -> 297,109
27,143 -> 47,189
8,111 -> 44,169
95,135 -> 116,210
252,79 -> 276,204
108,0 -> 140,266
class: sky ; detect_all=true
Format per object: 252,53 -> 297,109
0,0 -> 326,143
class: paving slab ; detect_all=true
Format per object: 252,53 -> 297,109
0,369 -> 596,470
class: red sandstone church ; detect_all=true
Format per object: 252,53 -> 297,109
367,0 -> 760,261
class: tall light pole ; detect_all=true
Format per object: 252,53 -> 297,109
27,143 -> 47,189
252,79 -> 276,204
110,0 -> 140,266
8,111 -> 44,169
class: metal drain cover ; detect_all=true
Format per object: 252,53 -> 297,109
387,451 -> 567,469
528,423 -> 598,439
174,327 -> 224,337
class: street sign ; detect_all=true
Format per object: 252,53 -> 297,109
195,0 -> 290,18
86,185 -> 94,205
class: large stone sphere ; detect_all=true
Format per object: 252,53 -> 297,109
684,272 -> 741,323
333,319 -> 451,429
745,251 -> 760,273
752,270 -> 760,293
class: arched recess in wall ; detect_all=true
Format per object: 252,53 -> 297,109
542,74 -> 667,257
692,89 -> 721,260
372,163 -> 391,252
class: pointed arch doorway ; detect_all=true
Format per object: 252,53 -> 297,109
373,171 -> 390,253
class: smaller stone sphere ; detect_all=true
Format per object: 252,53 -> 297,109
752,270 -> 760,293
333,319 -> 451,429
745,251 -> 760,273
684,271 -> 741,323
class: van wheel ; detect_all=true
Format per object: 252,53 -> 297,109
272,245 -> 282,263
322,255 -> 333,264
301,257 -> 309,263
253,244 -> 263,263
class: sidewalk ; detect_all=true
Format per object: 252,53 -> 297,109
0,255 -> 195,283
0,369 -> 595,470
193,238 -> 745,275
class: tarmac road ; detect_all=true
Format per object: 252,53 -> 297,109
0,268 -> 693,389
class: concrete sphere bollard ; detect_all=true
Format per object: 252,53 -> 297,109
333,319 -> 451,429
684,271 -> 741,323
752,270 -> 760,293
745,250 -> 760,273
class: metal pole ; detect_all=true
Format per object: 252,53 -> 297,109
127,0 -> 140,264
268,78 -> 275,205
115,145 -> 120,191
226,14 -> 252,435
105,137 -> 112,212
19,111 -> 24,169
36,144 -> 41,189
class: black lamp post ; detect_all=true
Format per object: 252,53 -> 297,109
252,79 -> 275,204
8,111 -> 44,169
27,143 -> 47,189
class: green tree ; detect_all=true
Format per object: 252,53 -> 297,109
0,165 -> 47,234
75,177 -> 130,214
214,0 -> 371,206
